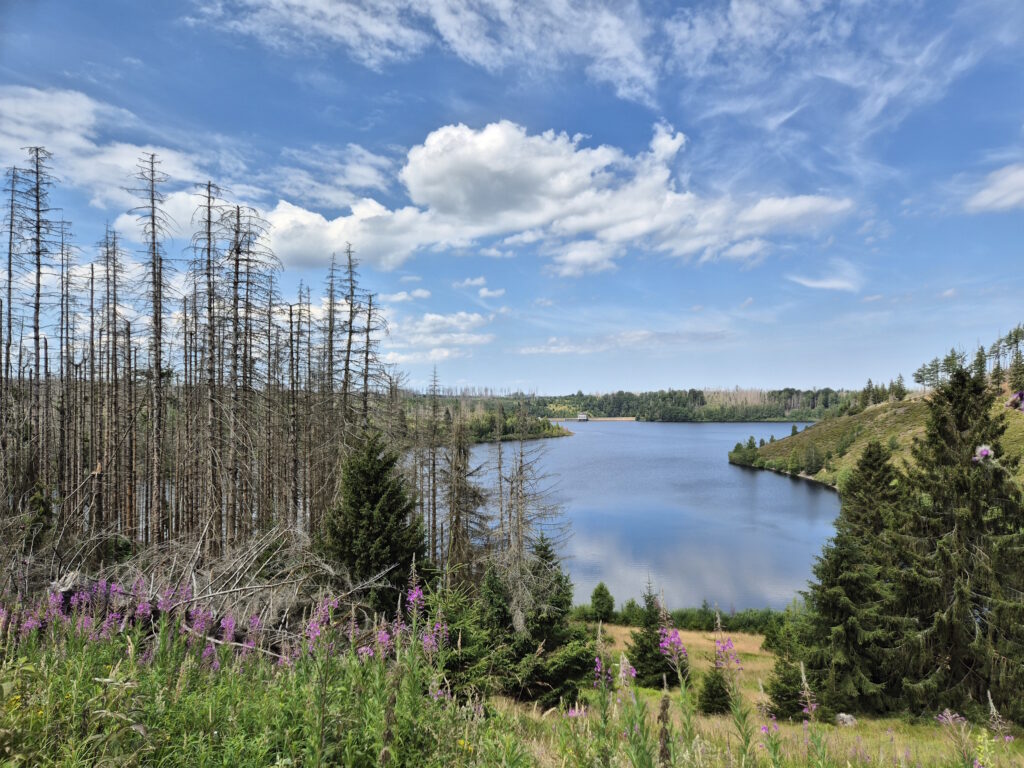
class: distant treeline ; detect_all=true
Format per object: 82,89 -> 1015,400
456,387 -> 862,423
570,598 -> 782,636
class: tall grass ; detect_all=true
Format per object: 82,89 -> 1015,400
0,583 -> 1021,766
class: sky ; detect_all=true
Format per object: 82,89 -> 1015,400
1,0 -> 1023,393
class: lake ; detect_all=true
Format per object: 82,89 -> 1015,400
473,421 -> 839,611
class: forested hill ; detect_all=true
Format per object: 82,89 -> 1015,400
729,393 -> 1024,488
444,387 -> 863,423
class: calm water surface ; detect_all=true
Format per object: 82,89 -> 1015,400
475,421 -> 839,610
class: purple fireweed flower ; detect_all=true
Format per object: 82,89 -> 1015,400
75,615 -> 94,636
1007,391 -> 1024,412
714,637 -> 743,671
407,584 -> 424,614
376,629 -> 392,654
19,610 -> 42,637
202,643 -> 220,671
248,614 -> 260,632
98,611 -> 122,640
357,645 -> 374,660
565,705 -> 587,719
46,591 -> 66,623
157,587 -> 175,612
421,621 -> 448,655
70,590 -> 91,611
658,626 -> 687,667
136,601 -> 152,620
972,444 -> 995,463
221,615 -> 236,642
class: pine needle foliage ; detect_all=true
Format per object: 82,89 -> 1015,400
319,431 -> 425,615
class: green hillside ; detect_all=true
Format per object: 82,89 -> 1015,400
729,392 -> 1024,489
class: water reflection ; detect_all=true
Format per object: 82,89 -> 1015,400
473,421 -> 839,610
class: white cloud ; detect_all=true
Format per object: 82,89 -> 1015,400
0,88 -> 855,279
0,86 -> 203,210
266,120 -> 853,274
387,310 -> 494,349
478,286 -> 505,298
739,297 -> 754,309
453,276 -> 487,288
965,163 -> 1024,212
399,274 -> 422,283
381,288 -> 431,303
720,238 -> 768,262
940,288 -> 956,299
194,0 -> 659,104
787,258 -> 864,292
737,196 -> 853,230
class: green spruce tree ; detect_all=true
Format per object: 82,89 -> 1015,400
1009,348 -> 1024,392
626,581 -> 673,688
804,441 -> 907,714
319,432 -> 425,615
590,582 -> 615,623
896,367 -> 1024,720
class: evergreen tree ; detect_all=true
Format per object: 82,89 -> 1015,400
859,379 -> 873,409
804,441 -> 906,714
698,666 -> 731,714
481,536 -> 593,706
896,367 -> 1024,720
991,359 -> 1005,390
319,432 -> 425,615
1009,348 -> 1024,392
626,581 -> 673,688
972,346 -> 988,380
786,449 -> 802,474
891,374 -> 907,402
803,443 -> 824,475
590,582 -> 615,623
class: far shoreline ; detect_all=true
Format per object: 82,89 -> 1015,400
549,416 -> 637,422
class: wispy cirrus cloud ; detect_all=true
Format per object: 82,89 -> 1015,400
965,163 -> 1024,212
787,258 -> 864,292
190,0 -> 659,104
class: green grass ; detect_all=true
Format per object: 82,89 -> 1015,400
5,608 -> 1024,767
736,393 -> 1024,488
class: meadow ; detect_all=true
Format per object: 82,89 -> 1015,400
2,580 -> 1021,767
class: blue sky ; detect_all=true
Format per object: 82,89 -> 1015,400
1,0 -> 1023,392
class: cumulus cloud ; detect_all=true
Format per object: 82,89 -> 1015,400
269,120 -> 853,275
965,163 -> 1024,212
382,309 -> 495,364
453,276 -> 487,288
0,87 -> 855,279
787,258 -> 864,292
478,286 -> 505,298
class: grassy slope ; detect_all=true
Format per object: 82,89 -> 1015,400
500,624 -> 1024,766
740,393 -> 1024,488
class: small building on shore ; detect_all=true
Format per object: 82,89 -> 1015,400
577,412 -> 589,421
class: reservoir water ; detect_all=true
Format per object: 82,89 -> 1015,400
474,421 -> 839,611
